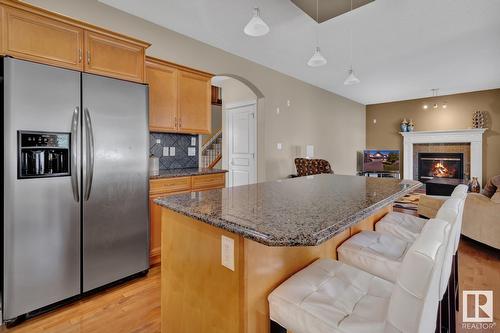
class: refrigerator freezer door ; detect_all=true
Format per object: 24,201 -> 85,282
3,58 -> 81,320
82,73 -> 149,292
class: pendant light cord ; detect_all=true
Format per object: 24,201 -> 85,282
349,0 -> 353,70
316,0 -> 319,47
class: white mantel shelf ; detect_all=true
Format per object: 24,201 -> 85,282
401,128 -> 487,185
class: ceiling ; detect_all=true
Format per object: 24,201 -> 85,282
291,0 -> 374,23
99,0 -> 500,105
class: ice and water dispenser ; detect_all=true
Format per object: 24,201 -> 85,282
18,131 -> 71,178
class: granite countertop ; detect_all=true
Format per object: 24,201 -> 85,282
155,174 -> 421,247
150,168 -> 228,180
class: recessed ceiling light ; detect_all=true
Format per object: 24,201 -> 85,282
244,8 -> 269,37
423,104 -> 429,110
442,103 -> 447,109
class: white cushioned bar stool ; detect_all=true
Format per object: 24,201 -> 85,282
376,184 -> 468,328
337,196 -> 463,283
268,218 -> 451,333
375,184 -> 468,243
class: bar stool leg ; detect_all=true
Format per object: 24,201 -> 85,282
436,301 -> 442,333
270,320 -> 287,333
454,253 -> 459,312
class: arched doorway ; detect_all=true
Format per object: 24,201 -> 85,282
200,75 -> 264,187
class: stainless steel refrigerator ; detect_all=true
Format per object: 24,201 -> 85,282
2,57 -> 149,323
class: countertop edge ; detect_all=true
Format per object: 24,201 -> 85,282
155,180 -> 422,247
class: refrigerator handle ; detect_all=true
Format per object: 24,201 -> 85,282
71,107 -> 80,202
84,108 -> 95,201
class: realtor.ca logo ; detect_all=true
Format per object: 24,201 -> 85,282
462,290 -> 496,330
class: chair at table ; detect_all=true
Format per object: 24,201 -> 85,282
268,218 -> 451,333
294,158 -> 334,177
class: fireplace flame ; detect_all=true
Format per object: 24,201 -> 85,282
432,162 -> 450,177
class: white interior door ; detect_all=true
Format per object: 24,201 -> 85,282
226,103 -> 257,187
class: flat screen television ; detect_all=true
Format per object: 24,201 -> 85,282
358,150 -> 400,173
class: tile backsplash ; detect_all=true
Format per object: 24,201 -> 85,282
150,132 -> 199,169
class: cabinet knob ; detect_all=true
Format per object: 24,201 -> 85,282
78,49 -> 82,63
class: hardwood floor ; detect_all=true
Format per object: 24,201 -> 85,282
456,237 -> 500,332
0,234 -> 497,333
0,267 -> 160,333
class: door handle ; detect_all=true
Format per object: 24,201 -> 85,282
86,50 -> 91,65
84,108 -> 95,201
78,49 -> 82,63
71,107 -> 80,202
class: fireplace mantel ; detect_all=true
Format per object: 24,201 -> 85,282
400,129 -> 486,185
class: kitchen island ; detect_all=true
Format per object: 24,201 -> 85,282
155,174 -> 421,333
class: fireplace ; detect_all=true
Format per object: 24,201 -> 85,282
417,153 -> 464,182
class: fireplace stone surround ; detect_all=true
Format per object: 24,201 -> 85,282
401,129 -> 486,185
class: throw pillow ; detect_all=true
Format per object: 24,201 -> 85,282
482,175 -> 500,198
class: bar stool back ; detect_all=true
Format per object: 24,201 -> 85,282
385,219 -> 451,333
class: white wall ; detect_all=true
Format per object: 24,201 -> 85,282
26,0 -> 366,181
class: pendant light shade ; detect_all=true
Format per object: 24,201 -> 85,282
344,68 -> 360,85
307,47 -> 327,67
244,8 -> 269,37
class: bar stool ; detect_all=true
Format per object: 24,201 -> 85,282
375,184 -> 468,242
268,218 -> 451,333
337,197 -> 462,283
337,194 -> 466,332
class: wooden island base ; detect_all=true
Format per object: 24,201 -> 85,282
160,205 -> 391,333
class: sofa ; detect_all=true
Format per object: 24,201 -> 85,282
417,175 -> 500,249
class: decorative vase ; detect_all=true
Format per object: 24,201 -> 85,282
468,177 -> 480,193
408,119 -> 415,132
400,118 -> 409,132
472,111 -> 485,129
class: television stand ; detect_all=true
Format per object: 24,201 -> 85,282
357,171 -> 400,179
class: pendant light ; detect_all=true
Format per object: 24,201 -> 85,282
344,0 -> 360,85
307,0 -> 327,67
244,7 -> 269,37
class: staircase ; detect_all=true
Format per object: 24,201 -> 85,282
201,129 -> 222,168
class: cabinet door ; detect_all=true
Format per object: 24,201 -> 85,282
84,31 -> 144,82
146,60 -> 178,132
178,70 -> 211,134
3,7 -> 83,70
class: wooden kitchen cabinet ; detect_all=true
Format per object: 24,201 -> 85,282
84,31 -> 145,83
146,58 -> 178,132
2,6 -> 84,70
191,173 -> 225,191
146,56 -> 212,134
178,70 -> 211,134
0,0 -> 150,81
149,173 -> 226,266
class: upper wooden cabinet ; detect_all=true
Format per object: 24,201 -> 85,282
0,0 -> 150,82
178,70 -> 211,134
146,58 -> 178,132
84,31 -> 145,83
146,56 -> 212,134
2,6 -> 84,71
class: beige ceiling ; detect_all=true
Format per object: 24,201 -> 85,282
291,0 -> 374,23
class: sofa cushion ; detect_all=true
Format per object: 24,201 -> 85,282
492,192 -> 500,204
482,175 -> 500,198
